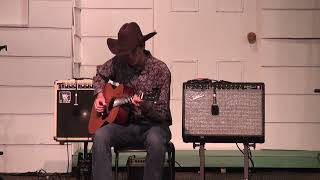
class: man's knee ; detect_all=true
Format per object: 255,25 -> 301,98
93,127 -> 111,147
145,130 -> 167,153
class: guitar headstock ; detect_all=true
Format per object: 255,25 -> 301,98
142,87 -> 160,102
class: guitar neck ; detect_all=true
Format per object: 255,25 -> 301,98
113,97 -> 132,107
112,93 -> 155,108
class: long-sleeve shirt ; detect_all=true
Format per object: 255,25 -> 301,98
92,50 -> 172,125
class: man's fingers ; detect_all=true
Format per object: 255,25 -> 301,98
132,101 -> 140,107
131,94 -> 143,107
99,101 -> 106,106
95,100 -> 106,111
95,103 -> 105,112
96,108 -> 104,112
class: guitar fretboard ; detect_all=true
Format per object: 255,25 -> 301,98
113,97 -> 132,107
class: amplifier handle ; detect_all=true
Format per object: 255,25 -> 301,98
315,89 -> 320,93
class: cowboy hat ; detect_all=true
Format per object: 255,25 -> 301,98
107,22 -> 156,55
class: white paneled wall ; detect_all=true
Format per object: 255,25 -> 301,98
0,57 -> 72,86
0,0 -> 73,173
261,39 -> 320,66
0,114 -> 56,144
0,145 -> 70,173
262,123 -> 320,150
76,9 -> 154,37
170,61 -> 198,100
266,95 -> 320,123
0,87 -> 54,114
259,0 -> 320,150
262,67 -> 320,94
29,0 -> 73,28
216,61 -> 244,81
0,29 -> 71,57
0,0 -> 28,26
261,0 -> 320,10
75,0 -> 153,9
79,65 -> 97,79
261,10 -> 320,38
80,37 -> 112,65
171,0 -> 199,12
216,0 -> 243,12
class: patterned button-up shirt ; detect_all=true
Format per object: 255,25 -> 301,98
93,51 -> 172,125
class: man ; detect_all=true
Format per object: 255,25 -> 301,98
92,22 -> 172,180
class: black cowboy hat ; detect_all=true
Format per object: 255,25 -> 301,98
107,22 -> 156,55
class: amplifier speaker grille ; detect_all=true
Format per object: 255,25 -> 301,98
183,81 -> 265,143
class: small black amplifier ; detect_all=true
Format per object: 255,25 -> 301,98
182,79 -> 265,143
126,155 -> 170,180
54,79 -> 94,141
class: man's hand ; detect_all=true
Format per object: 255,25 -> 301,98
94,92 -> 106,112
131,93 -> 144,107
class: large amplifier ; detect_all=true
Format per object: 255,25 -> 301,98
54,79 -> 94,141
182,79 -> 265,143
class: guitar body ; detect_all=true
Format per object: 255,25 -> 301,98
88,83 -> 134,134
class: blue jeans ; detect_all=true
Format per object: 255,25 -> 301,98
92,122 -> 171,180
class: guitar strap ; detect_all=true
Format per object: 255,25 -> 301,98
97,69 -> 109,82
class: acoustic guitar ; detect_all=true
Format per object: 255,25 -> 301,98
88,83 -> 160,134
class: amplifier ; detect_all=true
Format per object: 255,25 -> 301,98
54,79 -> 94,141
126,155 -> 169,180
182,80 -> 265,143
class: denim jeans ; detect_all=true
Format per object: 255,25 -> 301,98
92,122 -> 171,180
